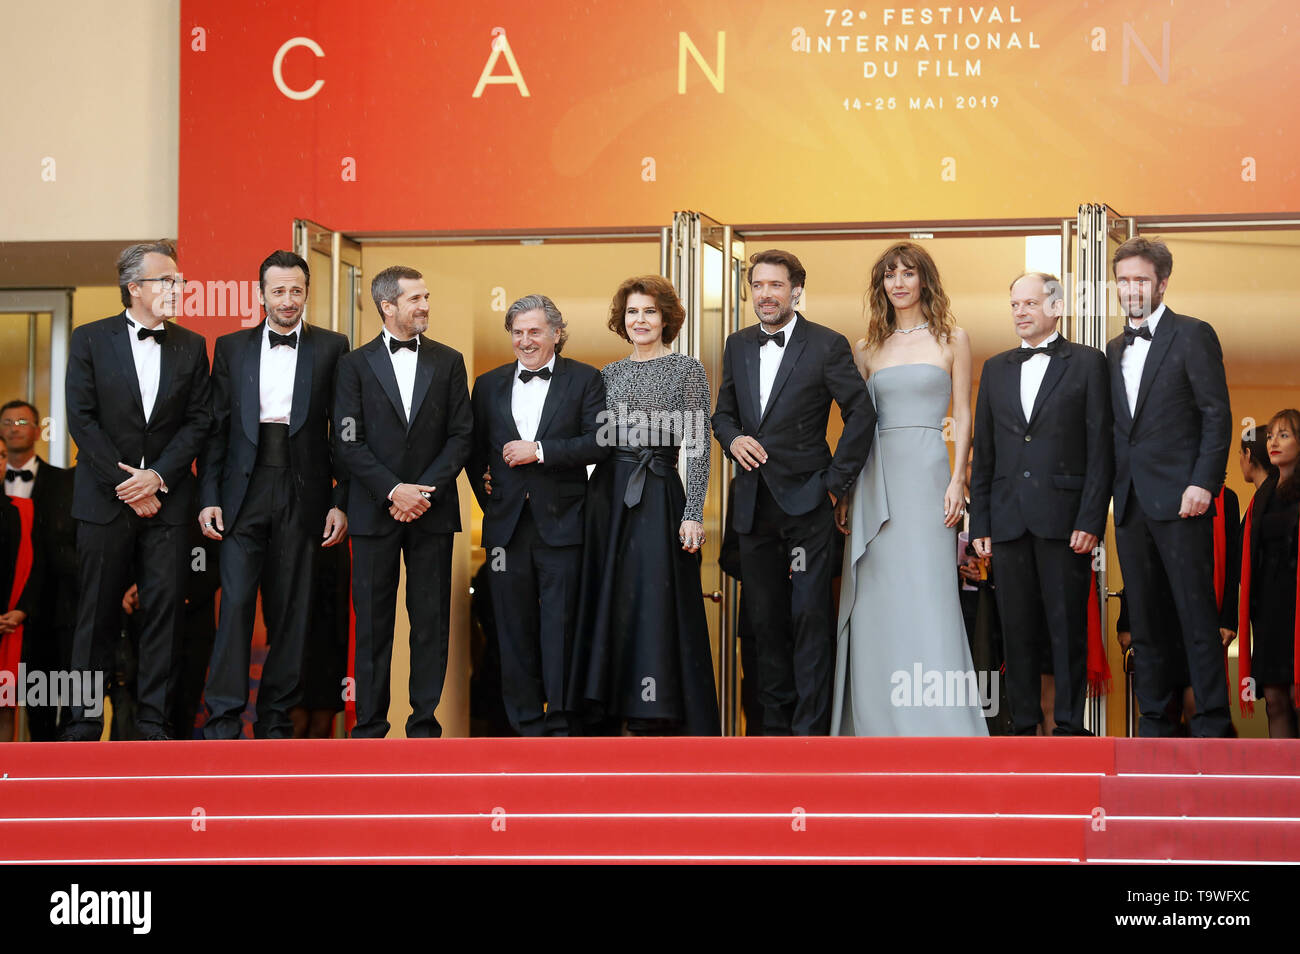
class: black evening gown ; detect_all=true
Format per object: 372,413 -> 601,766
1250,487 -> 1299,686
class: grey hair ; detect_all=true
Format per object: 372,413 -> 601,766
505,294 -> 568,354
371,265 -> 423,317
1009,270 -> 1065,307
117,240 -> 178,307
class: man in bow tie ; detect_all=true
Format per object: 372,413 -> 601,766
198,250 -> 350,739
468,295 -> 607,735
1105,237 -> 1233,738
334,266 -> 472,737
712,250 -> 875,735
62,241 -> 212,741
970,273 -> 1113,735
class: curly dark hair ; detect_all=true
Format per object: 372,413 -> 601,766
607,275 -> 686,346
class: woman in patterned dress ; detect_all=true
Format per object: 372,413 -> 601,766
568,275 -> 720,735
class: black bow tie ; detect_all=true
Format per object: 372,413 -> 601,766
268,330 -> 298,349
1123,324 -> 1154,346
519,366 -> 552,383
5,468 -> 33,483
760,330 -> 786,348
136,325 -> 166,343
1011,339 -> 1062,363
389,336 -> 417,354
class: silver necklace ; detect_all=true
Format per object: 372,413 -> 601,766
894,321 -> 929,335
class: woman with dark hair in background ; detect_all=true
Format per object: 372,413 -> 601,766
568,275 -> 720,735
1238,409 -> 1300,737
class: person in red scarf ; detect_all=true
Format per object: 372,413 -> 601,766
1,458 -> 42,742
1238,409 -> 1300,737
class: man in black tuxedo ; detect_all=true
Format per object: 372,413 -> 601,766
63,241 -> 212,740
2,400 -> 79,740
468,294 -> 607,736
1106,237 -> 1233,738
970,272 -> 1113,735
334,265 -> 472,738
712,250 -> 875,735
198,250 -> 350,739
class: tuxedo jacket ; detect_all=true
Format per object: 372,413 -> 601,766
469,356 -> 608,550
24,459 -> 78,634
1105,308 -> 1232,523
970,339 -> 1113,542
65,312 -> 212,525
333,332 -> 473,536
200,321 -> 351,533
712,313 -> 876,534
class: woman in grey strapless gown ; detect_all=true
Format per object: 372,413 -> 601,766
832,362 -> 990,736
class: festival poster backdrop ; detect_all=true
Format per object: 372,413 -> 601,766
180,0 -> 1299,334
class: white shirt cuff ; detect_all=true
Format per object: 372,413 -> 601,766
535,442 -> 544,463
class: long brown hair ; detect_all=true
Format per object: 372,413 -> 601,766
863,242 -> 955,352
1268,408 -> 1300,501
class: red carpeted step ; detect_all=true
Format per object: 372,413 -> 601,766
1100,776 -> 1300,818
0,773 -> 1103,818
1115,739 -> 1300,777
1085,818 -> 1300,863
0,736 -> 1117,779
0,815 -> 1087,863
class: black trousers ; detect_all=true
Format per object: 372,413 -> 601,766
350,527 -> 453,738
1116,496 -> 1233,738
204,463 -> 317,739
992,533 -> 1091,735
737,480 -> 836,735
66,513 -> 187,737
487,502 -> 581,736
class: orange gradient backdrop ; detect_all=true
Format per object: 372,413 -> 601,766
180,0 -> 1299,334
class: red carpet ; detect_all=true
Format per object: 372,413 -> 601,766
1,738 -> 1295,863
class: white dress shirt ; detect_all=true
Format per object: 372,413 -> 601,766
124,311 -> 169,488
125,311 -> 163,422
383,329 -> 419,502
512,355 -> 555,462
4,453 -> 37,499
1120,302 -> 1166,416
382,329 -> 419,422
1018,331 -> 1059,422
260,320 -> 301,424
758,312 -> 798,416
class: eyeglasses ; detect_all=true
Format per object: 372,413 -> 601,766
0,418 -> 34,428
132,275 -> 187,291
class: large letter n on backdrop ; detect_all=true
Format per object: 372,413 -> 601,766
678,31 -> 725,93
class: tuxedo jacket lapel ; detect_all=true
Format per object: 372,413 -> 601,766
240,325 -> 262,446
1108,337 -> 1133,429
535,358 -> 569,439
109,314 -> 146,425
408,337 -> 435,431
498,368 -> 523,441
1132,316 -> 1178,424
759,317 -> 806,429
741,329 -> 763,428
363,336 -> 408,429
149,325 -> 183,428
289,323 -> 315,436
1027,346 -> 1071,427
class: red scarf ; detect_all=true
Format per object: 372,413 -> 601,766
1238,498 -> 1256,716
1087,569 -> 1110,697
1,497 -> 35,688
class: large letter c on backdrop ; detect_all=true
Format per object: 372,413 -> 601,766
273,37 -> 325,101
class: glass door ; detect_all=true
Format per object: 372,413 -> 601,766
1073,203 -> 1135,736
293,219 -> 363,344
0,291 -> 72,467
663,211 -> 747,734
